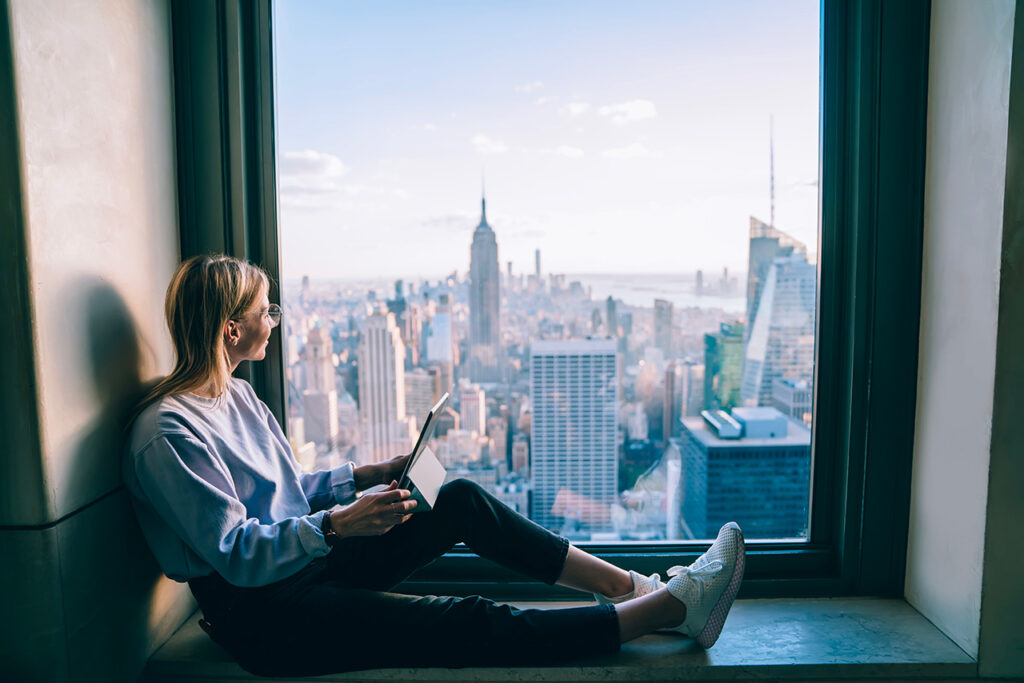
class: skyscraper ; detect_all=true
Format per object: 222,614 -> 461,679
679,359 -> 705,417
357,311 -> 412,463
704,321 -> 745,411
511,434 -> 529,473
469,197 -> 501,382
530,339 -> 619,536
772,377 -> 813,427
606,296 -> 618,336
678,407 -> 811,539
740,253 -> 816,407
460,385 -> 486,436
300,326 -> 338,452
664,361 -> 682,441
745,217 -> 807,342
487,415 -> 508,467
425,293 -> 454,363
654,298 -> 673,356
404,367 -> 436,428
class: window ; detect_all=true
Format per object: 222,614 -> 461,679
170,0 -> 930,598
272,0 -> 820,546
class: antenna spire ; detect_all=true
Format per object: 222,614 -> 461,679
770,116 -> 775,228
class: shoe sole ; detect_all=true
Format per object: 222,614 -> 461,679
696,525 -> 745,649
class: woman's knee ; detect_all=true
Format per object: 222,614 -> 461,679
437,477 -> 487,507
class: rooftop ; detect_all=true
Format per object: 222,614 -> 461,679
681,414 -> 811,449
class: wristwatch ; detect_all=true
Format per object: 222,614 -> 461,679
321,512 -> 339,548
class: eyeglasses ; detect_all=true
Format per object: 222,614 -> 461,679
232,303 -> 283,328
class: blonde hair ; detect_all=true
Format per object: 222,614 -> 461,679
137,254 -> 269,412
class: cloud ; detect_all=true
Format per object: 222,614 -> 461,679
414,123 -> 438,132
279,149 -> 348,192
553,145 -> 584,159
516,80 -> 544,93
535,96 -> 556,105
601,143 -> 663,159
278,149 -> 408,210
422,213 -> 476,233
598,99 -> 658,125
341,184 -> 409,199
560,102 -> 591,117
472,134 -> 508,154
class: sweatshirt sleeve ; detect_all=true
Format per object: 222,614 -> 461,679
132,433 -> 331,587
299,462 -> 358,511
249,383 -> 358,510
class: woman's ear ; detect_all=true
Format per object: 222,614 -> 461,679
224,320 -> 241,347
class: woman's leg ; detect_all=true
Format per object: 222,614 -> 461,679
216,577 -> 622,676
614,589 -> 688,641
330,478 -> 655,602
328,478 -> 571,589
556,544 -> 634,598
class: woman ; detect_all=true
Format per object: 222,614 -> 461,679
124,254 -> 745,677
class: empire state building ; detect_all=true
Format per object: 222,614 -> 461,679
469,196 -> 501,382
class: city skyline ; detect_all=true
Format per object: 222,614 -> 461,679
279,214 -> 816,541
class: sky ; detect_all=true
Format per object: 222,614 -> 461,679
273,0 -> 821,282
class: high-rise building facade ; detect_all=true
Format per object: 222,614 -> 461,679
704,321 -> 745,411
460,385 -> 486,436
678,407 -> 811,539
357,311 -> 412,463
469,197 -> 501,382
530,339 -> 619,535
511,434 -> 530,473
745,217 -> 807,342
740,254 -> 816,407
425,293 -> 454,363
487,415 -> 508,467
300,326 -> 338,451
663,361 -> 683,441
772,377 -> 813,426
404,367 -> 436,428
654,298 -> 673,356
302,326 -> 335,394
606,296 -> 618,336
679,359 -> 705,417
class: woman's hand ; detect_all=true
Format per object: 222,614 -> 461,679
377,452 -> 412,484
353,453 -> 412,491
328,481 -> 417,537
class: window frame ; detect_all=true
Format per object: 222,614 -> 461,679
170,0 -> 930,599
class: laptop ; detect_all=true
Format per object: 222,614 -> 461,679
398,392 -> 449,512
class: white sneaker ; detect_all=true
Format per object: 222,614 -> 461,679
666,522 -> 745,648
594,570 -> 665,605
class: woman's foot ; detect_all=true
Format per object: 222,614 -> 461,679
665,522 -> 745,648
594,570 -> 665,604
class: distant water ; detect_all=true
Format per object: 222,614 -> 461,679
569,273 -> 746,312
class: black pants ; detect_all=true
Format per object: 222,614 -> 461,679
188,479 -> 620,677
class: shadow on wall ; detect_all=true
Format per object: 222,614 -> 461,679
66,276 -> 151,504
56,278 -> 193,680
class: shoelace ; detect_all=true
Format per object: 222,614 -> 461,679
666,560 -> 725,602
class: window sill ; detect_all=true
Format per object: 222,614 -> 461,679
143,597 -> 976,682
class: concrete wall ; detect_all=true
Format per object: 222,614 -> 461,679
906,0 -> 1016,660
0,0 -> 193,680
977,1 -> 1024,677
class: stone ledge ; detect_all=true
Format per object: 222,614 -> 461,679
142,598 -> 976,682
